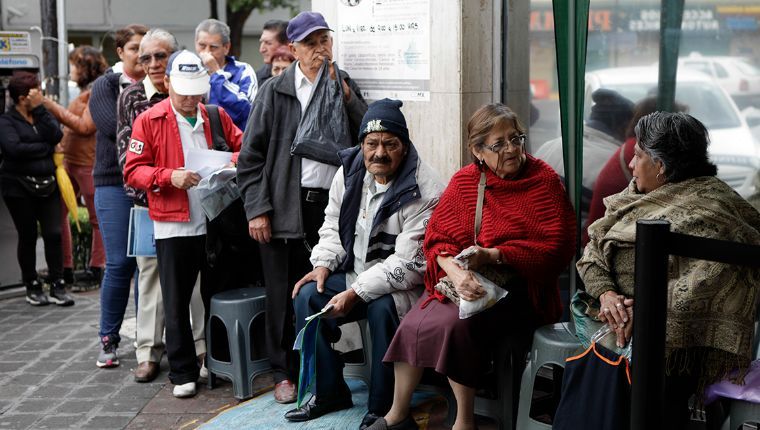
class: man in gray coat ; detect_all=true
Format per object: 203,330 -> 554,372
236,11 -> 367,404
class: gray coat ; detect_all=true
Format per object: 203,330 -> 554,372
236,63 -> 368,239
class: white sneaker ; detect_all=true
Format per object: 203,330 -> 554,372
172,382 -> 197,398
199,364 -> 208,379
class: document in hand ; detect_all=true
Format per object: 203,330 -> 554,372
184,148 -> 232,178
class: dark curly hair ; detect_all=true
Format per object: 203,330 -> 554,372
634,111 -> 717,183
7,71 -> 39,103
69,46 -> 108,89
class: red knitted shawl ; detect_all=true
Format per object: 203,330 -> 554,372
423,155 -> 576,323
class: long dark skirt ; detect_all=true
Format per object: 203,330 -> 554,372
383,289 -> 536,387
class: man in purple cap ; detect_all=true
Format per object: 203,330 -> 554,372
237,10 -> 367,405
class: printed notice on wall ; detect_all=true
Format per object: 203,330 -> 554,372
337,0 -> 430,101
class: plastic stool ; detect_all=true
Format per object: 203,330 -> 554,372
343,319 -> 373,387
516,322 -> 581,429
728,399 -> 760,429
206,287 -> 270,400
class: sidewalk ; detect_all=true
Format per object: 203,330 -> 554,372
0,288 -> 271,430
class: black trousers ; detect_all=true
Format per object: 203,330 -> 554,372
259,189 -> 328,383
3,191 -> 63,283
156,235 -> 210,385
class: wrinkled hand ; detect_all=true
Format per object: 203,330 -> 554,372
459,245 -> 500,270
198,52 -> 220,74
170,169 -> 201,189
449,265 -> 485,302
292,266 -> 330,298
599,291 -> 634,347
323,288 -> 361,319
26,88 -> 44,108
247,214 -> 271,244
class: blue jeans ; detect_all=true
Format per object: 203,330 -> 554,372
94,186 -> 137,343
293,273 -> 399,415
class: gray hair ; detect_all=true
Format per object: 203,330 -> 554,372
634,111 -> 717,183
139,28 -> 179,54
195,19 -> 230,45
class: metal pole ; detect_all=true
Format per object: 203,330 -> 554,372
56,0 -> 67,106
39,0 -> 58,102
657,0 -> 684,112
630,220 -> 670,429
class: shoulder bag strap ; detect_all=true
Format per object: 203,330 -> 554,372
204,104 -> 229,151
474,172 -> 486,246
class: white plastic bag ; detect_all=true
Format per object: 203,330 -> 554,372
453,247 -> 509,319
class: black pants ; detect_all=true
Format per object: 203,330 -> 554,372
259,188 -> 328,383
3,192 -> 63,283
156,235 -> 210,385
294,273 -> 399,415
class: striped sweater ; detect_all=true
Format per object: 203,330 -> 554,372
423,156 -> 576,324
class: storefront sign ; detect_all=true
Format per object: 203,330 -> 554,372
337,0 -> 430,101
0,32 -> 31,53
628,8 -> 720,31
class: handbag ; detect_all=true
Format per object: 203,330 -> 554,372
18,175 -> 57,197
433,172 -> 517,307
553,326 -> 633,430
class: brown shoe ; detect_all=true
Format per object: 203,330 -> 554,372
134,361 -> 159,383
274,379 -> 297,404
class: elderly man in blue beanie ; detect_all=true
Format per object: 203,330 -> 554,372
285,99 -> 444,428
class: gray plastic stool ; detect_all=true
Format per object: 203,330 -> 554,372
206,287 -> 270,400
343,319 -> 373,387
516,322 -> 581,429
728,400 -> 760,429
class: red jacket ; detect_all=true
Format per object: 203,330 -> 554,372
124,98 -> 242,222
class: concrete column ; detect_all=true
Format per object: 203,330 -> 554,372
312,0 -> 498,179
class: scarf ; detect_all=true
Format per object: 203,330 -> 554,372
579,176 -> 760,388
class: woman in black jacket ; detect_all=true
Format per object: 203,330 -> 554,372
0,72 -> 73,306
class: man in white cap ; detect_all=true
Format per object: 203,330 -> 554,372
124,50 -> 243,398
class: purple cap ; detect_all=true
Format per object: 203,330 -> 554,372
286,11 -> 332,42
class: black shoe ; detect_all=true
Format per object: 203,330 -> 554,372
49,279 -> 75,306
360,412 -> 383,429
25,279 -> 49,306
284,394 -> 353,422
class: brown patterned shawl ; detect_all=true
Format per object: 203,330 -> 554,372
578,176 -> 760,388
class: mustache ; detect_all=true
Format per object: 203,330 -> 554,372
369,156 -> 392,164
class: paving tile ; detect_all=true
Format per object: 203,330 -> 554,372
54,399 -> 104,414
0,384 -> 30,399
23,360 -> 64,373
33,414 -> 86,429
88,370 -> 133,384
42,349 -> 82,362
0,414 -> 40,429
0,341 -> 16,352
11,398 -> 56,413
0,400 -> 11,414
114,383 -> 165,399
81,415 -> 136,429
46,371 -> 92,385
0,362 -> 24,373
7,373 -> 49,386
16,340 -> 60,352
1,351 -> 40,362
70,384 -> 120,399
27,384 -> 74,398
108,397 -> 151,413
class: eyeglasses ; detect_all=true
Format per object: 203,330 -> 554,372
138,51 -> 169,65
484,134 -> 526,153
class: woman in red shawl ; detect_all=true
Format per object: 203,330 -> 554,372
368,104 -> 575,430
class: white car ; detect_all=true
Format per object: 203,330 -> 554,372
679,54 -> 760,109
585,66 -> 759,198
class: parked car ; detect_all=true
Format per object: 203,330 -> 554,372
679,53 -> 760,109
585,66 -> 759,198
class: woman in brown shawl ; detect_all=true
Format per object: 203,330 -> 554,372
578,111 -> 760,429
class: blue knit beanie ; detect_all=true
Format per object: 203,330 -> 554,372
358,98 -> 410,146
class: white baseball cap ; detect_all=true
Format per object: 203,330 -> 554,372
165,50 -> 210,96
